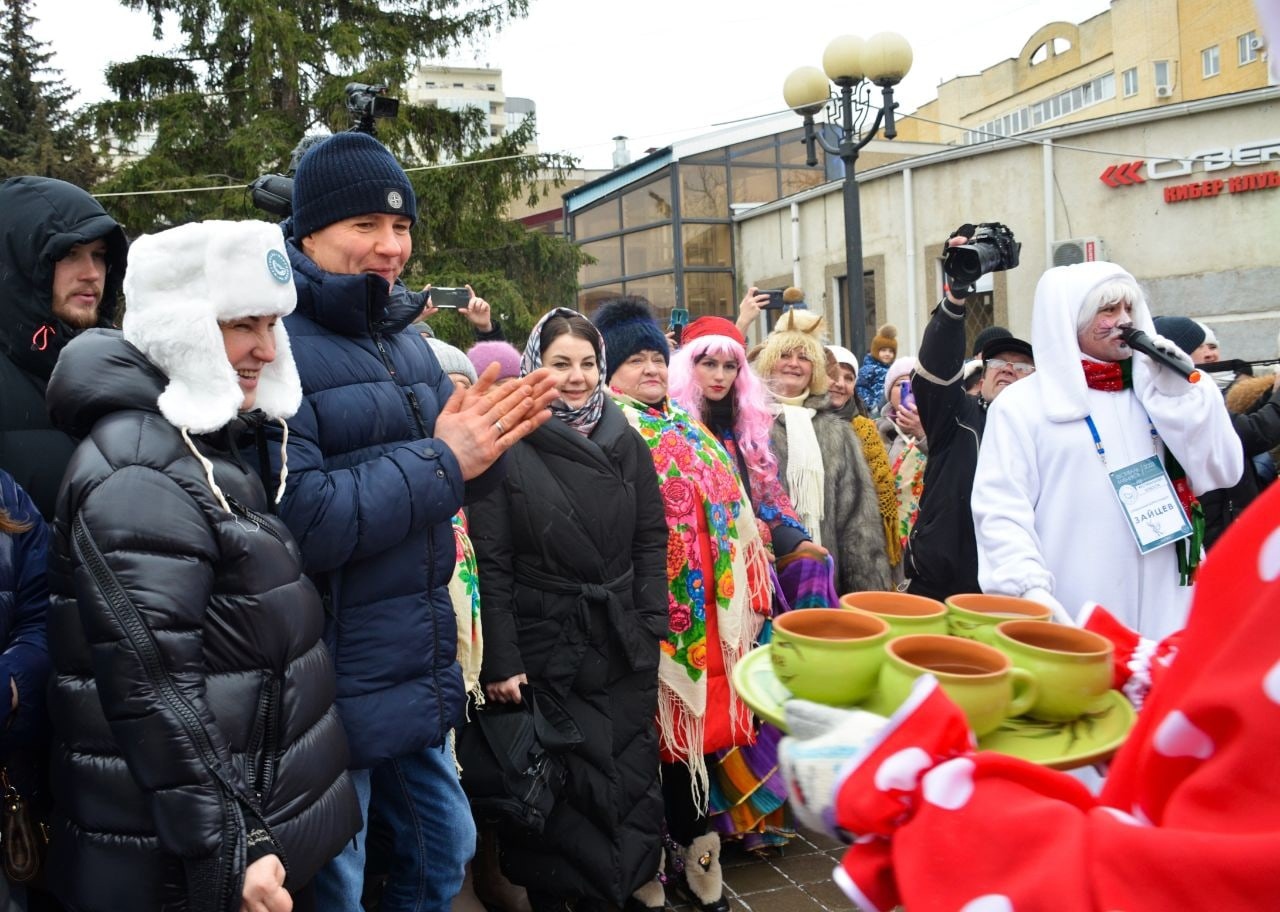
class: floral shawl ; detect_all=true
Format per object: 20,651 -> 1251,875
448,510 -> 483,702
890,441 -> 927,550
613,394 -> 770,801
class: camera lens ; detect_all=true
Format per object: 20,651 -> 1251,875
945,246 -> 990,286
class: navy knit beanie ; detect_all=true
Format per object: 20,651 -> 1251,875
1152,316 -> 1206,357
291,132 -> 417,240
591,296 -> 669,381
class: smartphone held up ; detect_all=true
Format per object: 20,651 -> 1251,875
428,286 -> 472,310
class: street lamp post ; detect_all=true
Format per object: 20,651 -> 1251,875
783,32 -> 912,357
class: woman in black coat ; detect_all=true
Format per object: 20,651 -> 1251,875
470,308 -> 668,912
43,221 -> 360,912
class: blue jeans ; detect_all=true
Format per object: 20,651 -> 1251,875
314,743 -> 475,912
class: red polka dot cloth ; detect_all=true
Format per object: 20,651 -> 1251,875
786,478 -> 1280,911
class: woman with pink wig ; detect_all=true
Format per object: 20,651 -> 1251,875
668,315 -> 827,855
668,317 -> 817,562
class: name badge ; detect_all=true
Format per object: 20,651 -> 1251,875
1109,455 -> 1193,554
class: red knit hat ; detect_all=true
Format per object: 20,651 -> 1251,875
681,315 -> 744,347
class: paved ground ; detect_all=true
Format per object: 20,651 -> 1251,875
665,829 -> 856,912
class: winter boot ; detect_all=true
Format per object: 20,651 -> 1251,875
625,850 -> 665,912
674,832 -> 730,912
473,824 -> 533,912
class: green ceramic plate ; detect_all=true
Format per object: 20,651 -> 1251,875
733,645 -> 1136,771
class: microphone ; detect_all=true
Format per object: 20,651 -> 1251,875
1118,326 -> 1201,384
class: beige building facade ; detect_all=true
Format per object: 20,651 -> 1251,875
736,86 -> 1280,361
898,0 -> 1271,146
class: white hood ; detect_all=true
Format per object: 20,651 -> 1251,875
122,220 -> 302,434
1031,260 -> 1155,423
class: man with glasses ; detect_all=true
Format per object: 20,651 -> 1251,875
904,234 -> 1035,602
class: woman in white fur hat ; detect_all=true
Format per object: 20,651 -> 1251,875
43,220 -> 360,912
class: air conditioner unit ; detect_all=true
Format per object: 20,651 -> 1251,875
1052,237 -> 1107,267
1155,85 -> 1173,98
1250,36 -> 1265,52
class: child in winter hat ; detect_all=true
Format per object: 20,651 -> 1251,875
857,325 -> 898,415
870,324 -> 898,364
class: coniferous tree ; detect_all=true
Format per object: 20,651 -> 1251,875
91,0 -> 586,333
0,0 -> 102,184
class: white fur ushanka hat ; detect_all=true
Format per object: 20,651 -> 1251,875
122,220 -> 302,435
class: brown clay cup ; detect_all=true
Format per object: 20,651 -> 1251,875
946,593 -> 1053,644
992,620 -> 1114,722
840,591 -> 949,637
771,609 -> 890,706
874,634 -> 1038,736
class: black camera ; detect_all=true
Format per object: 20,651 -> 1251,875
941,222 -> 1021,286
251,84 -> 402,218
345,83 -> 400,132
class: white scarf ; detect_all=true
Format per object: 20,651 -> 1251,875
777,393 -> 825,547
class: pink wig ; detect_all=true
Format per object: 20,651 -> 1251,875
669,334 -> 779,482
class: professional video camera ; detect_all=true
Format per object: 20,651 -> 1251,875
941,222 -> 1021,287
344,82 -> 399,134
249,82 -> 401,218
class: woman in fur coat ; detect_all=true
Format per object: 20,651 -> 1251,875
753,310 -> 893,596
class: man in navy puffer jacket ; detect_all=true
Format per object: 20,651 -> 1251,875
267,132 -> 557,911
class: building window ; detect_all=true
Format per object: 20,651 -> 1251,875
964,72 -> 1113,145
1202,46 -> 1220,78
1122,67 -> 1138,97
1239,31 -> 1260,66
1154,60 -> 1172,91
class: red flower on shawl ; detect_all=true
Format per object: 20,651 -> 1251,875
662,477 -> 697,518
668,593 -> 692,634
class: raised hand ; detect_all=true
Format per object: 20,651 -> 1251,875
435,363 -> 560,479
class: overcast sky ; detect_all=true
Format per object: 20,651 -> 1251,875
33,0 -> 1114,169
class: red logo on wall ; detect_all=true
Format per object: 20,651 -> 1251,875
1100,161 -> 1147,188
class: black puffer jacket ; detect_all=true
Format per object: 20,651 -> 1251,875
1202,383 -> 1280,549
906,300 -> 989,601
0,177 -> 128,519
470,400 -> 667,906
44,331 -> 360,912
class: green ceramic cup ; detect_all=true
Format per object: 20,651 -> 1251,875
873,634 -> 1038,737
946,593 -> 1053,644
992,620 -> 1114,722
770,608 -> 889,706
840,591 -> 949,637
